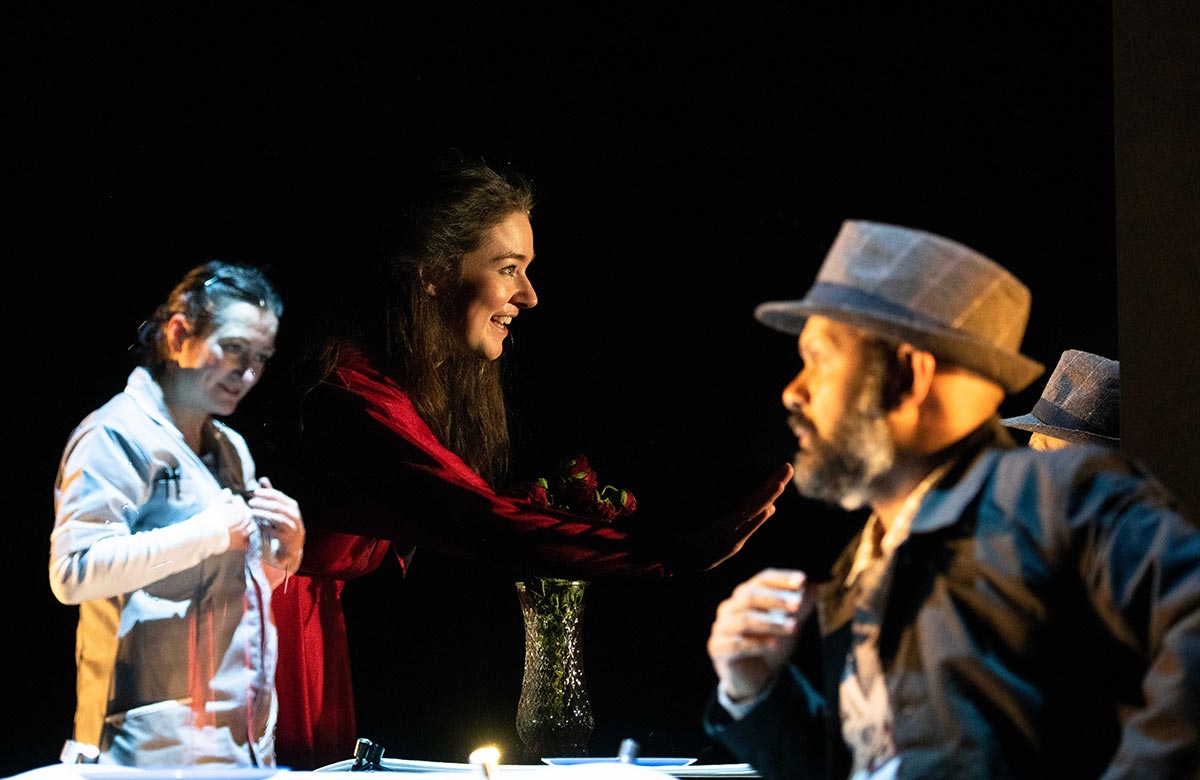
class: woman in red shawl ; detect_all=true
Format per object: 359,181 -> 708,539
271,154 -> 792,768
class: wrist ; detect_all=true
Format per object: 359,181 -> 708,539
717,681 -> 767,720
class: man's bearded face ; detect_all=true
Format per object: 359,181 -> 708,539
789,344 -> 896,510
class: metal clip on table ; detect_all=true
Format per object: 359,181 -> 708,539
350,738 -> 395,771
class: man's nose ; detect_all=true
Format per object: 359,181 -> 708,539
782,371 -> 808,410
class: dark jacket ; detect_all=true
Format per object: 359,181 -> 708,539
704,420 -> 1200,780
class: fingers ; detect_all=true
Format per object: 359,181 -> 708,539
721,569 -> 809,633
251,507 -> 303,536
732,568 -> 806,608
708,568 -> 808,701
754,463 -> 794,501
737,503 -> 775,536
767,462 -> 794,493
750,568 -> 807,600
750,567 -> 806,591
247,482 -> 305,545
248,488 -> 301,523
213,501 -> 256,551
737,462 -> 794,527
683,463 -> 795,572
743,461 -> 793,525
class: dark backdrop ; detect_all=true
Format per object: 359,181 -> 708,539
6,3 -> 1195,776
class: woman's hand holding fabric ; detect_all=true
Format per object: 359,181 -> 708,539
249,476 -> 306,575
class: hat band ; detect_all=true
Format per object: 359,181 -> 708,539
1031,397 -> 1112,438
805,282 -> 947,329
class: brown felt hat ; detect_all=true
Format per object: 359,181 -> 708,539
754,220 -> 1045,393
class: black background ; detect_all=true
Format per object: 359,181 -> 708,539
5,2 -> 1197,775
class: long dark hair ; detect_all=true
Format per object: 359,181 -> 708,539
309,154 -> 535,484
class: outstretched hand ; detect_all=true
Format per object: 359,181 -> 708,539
671,462 -> 793,572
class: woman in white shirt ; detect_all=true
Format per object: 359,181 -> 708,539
50,260 -> 305,767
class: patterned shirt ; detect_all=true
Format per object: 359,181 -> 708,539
840,463 -> 951,779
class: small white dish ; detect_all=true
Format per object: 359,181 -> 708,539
542,757 -> 697,767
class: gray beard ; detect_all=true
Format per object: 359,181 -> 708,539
790,374 -> 895,511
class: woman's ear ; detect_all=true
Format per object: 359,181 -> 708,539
418,264 -> 438,297
163,313 -> 191,357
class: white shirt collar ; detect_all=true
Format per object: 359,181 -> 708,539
845,460 -> 954,588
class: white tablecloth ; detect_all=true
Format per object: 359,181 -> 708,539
4,762 -> 759,780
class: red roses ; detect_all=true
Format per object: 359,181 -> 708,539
506,454 -> 637,522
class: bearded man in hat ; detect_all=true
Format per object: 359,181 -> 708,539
702,221 -> 1200,780
1002,348 -> 1120,451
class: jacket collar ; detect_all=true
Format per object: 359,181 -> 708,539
825,417 -> 1013,582
907,417 -> 1014,534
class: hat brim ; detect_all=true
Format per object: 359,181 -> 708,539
1001,412 -> 1120,446
755,300 -> 1045,394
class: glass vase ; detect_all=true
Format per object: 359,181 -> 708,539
514,577 -> 594,760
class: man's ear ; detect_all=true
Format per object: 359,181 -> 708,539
883,343 -> 935,410
904,345 -> 937,406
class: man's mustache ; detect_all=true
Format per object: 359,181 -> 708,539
788,413 -> 814,439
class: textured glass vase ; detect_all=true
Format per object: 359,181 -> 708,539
514,577 -> 594,759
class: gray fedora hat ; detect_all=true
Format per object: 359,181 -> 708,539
755,220 -> 1045,393
1002,349 -> 1120,445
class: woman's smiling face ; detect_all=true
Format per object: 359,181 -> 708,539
453,210 -> 537,361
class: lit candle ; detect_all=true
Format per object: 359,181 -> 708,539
469,746 -> 501,778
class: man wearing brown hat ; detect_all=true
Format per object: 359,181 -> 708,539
1002,348 -> 1120,450
703,221 -> 1199,779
